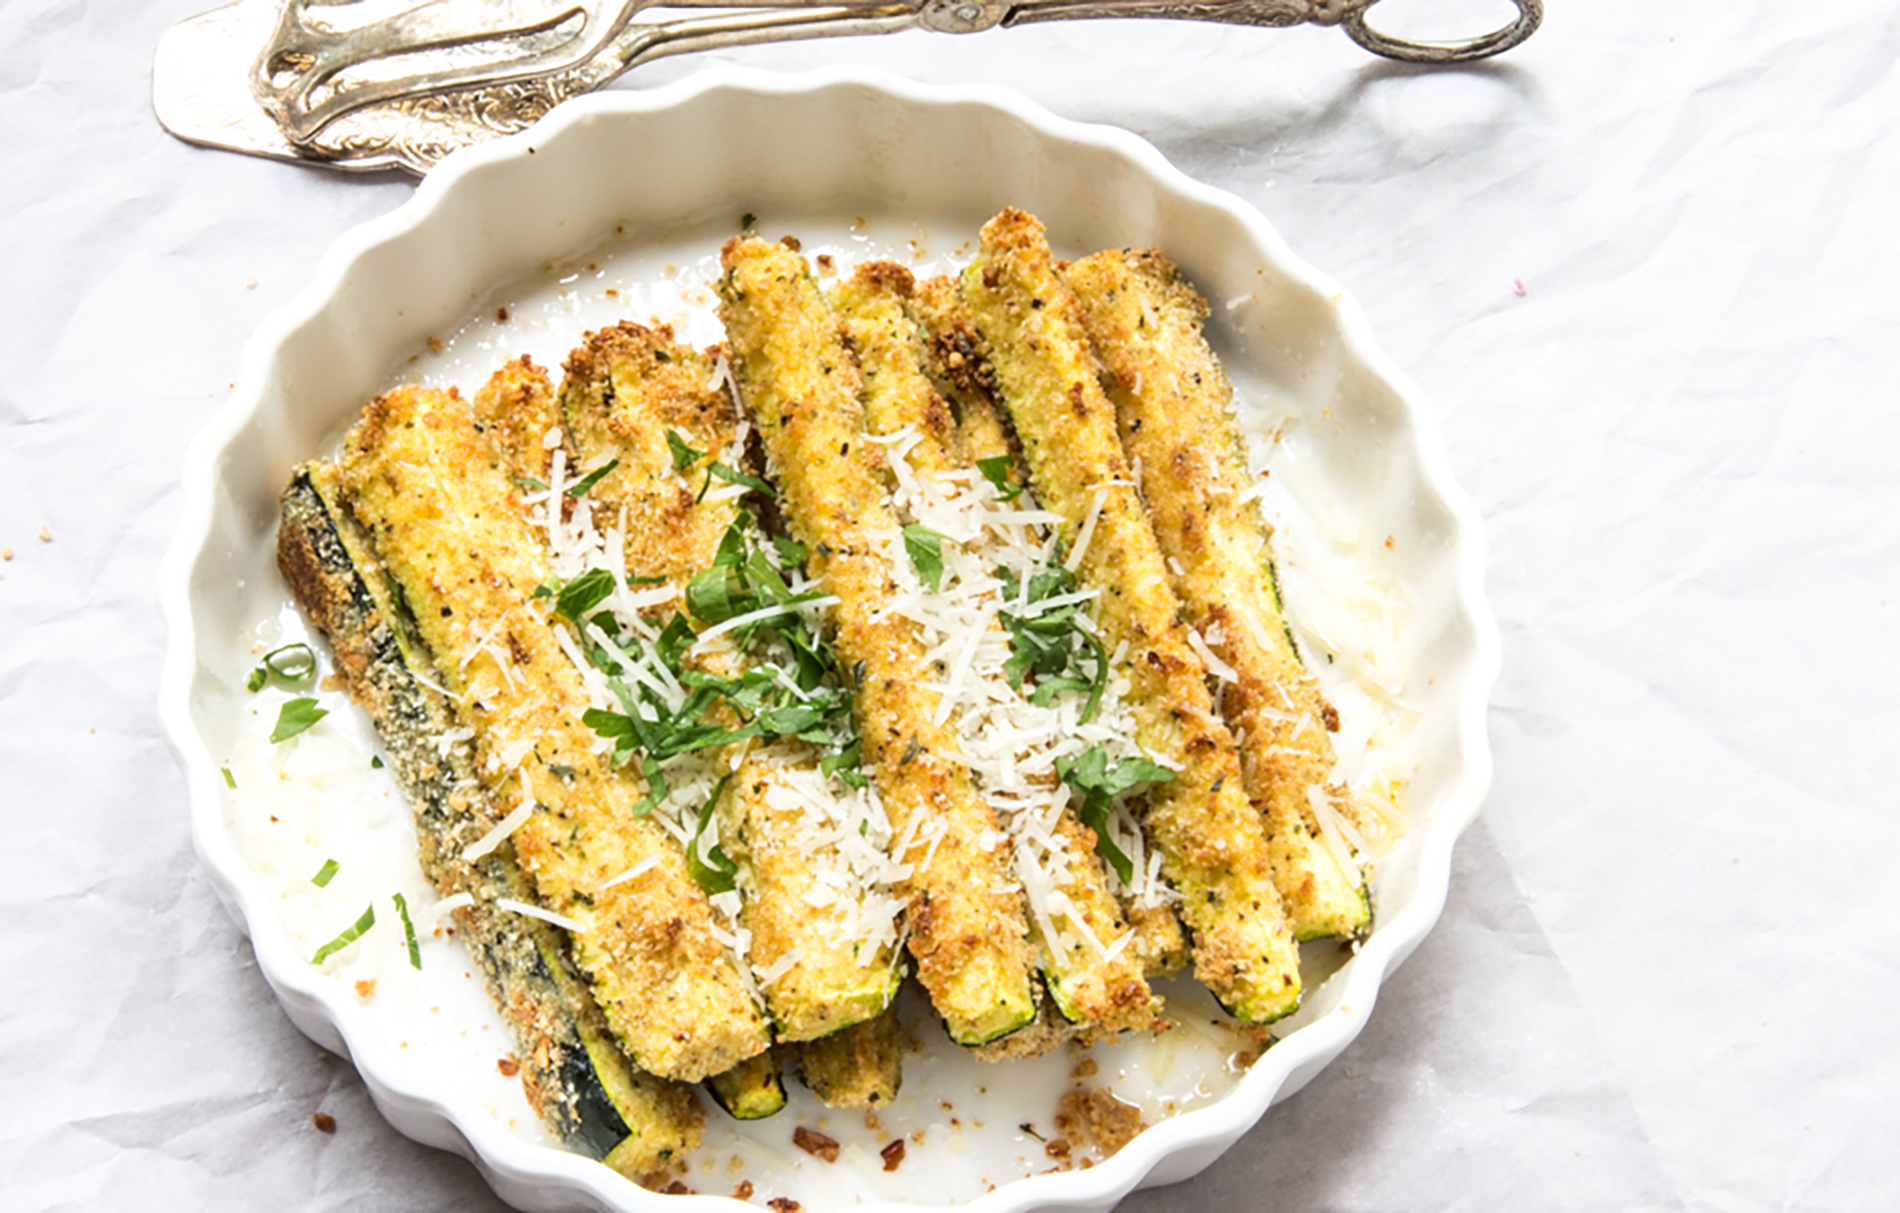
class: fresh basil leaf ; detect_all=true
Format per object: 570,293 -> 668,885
515,475 -> 550,493
248,642 -> 316,692
370,755 -> 384,769
976,455 -> 1024,502
271,697 -> 328,743
311,858 -> 340,888
772,536 -> 808,567
247,666 -> 268,692
699,461 -> 773,502
565,457 -> 620,498
1073,797 -> 1136,885
555,568 -> 616,619
903,525 -> 955,592
393,892 -> 421,969
666,430 -> 705,473
221,767 -> 237,789
686,775 -> 738,896
311,904 -> 375,964
686,564 -> 751,625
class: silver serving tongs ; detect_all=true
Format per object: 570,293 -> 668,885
154,0 -> 1542,175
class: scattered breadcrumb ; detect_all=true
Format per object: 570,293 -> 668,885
354,979 -> 376,1001
733,1181 -> 755,1200
768,1198 -> 801,1213
312,1112 -> 336,1133
793,1126 -> 840,1162
880,1139 -> 906,1171
497,1055 -> 520,1077
37,527 -> 51,543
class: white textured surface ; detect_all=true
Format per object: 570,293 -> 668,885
2,3 -> 1897,1212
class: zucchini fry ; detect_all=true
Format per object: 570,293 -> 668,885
1066,250 -> 1371,940
910,275 -> 1191,978
794,1005 -> 903,1109
277,467 -> 702,1176
835,263 -> 1153,1039
717,237 -> 1039,1047
333,384 -> 772,1081
556,323 -> 903,1043
962,209 -> 1301,1023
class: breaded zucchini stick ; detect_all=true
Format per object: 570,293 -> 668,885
717,236 -> 1039,1046
556,323 -> 902,1043
909,274 -> 1195,980
963,209 -> 1301,1023
278,466 -> 702,1178
1066,249 -> 1371,941
835,263 -> 1153,1037
334,384 -> 772,1081
794,1006 -> 903,1109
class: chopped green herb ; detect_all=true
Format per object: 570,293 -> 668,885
740,211 -> 758,230
554,568 -> 617,619
370,755 -> 384,769
1056,746 -> 1177,884
666,430 -> 706,473
311,904 -> 376,964
997,563 -> 1109,724
626,574 -> 670,586
271,697 -> 329,744
221,767 -> 237,789
311,858 -> 340,887
698,461 -> 774,502
902,525 -> 955,592
393,892 -> 421,969
565,457 -> 620,498
514,475 -> 550,493
977,455 -> 1024,502
248,642 -> 317,692
686,775 -> 739,896
771,535 -> 808,567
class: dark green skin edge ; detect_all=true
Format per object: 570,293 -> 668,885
705,1050 -> 788,1121
278,469 -> 683,1163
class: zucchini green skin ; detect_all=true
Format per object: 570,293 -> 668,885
705,1050 -> 790,1121
277,468 -> 703,1177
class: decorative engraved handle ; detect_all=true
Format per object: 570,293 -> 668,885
153,0 -> 1543,173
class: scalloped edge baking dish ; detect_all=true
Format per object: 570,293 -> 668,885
158,66 -> 1500,1213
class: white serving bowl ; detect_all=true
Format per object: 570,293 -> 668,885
159,66 -> 1500,1213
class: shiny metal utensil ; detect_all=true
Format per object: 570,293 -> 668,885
154,0 -> 1542,175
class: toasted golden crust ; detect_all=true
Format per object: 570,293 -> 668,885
908,274 -> 1019,471
840,262 -> 1154,1038
334,384 -> 771,1081
718,237 -> 1038,1045
963,210 -> 1300,1023
471,355 -> 564,484
559,322 -> 742,587
1066,249 -> 1370,941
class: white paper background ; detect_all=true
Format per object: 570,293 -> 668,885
3,1 -> 1896,1209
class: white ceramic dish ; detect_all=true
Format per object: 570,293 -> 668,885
158,67 -> 1500,1213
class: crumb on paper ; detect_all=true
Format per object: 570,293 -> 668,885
779,235 -> 802,252
661,1181 -> 694,1195
793,1126 -> 840,1163
245,276 -> 257,289
496,306 -> 511,323
38,527 -> 51,542
1071,1058 -> 1098,1079
767,1198 -> 801,1213
426,337 -> 444,354
497,1055 -> 520,1077
816,253 -> 835,276
354,979 -> 376,1001
312,1112 -> 336,1133
880,1139 -> 906,1172
733,1181 -> 755,1200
